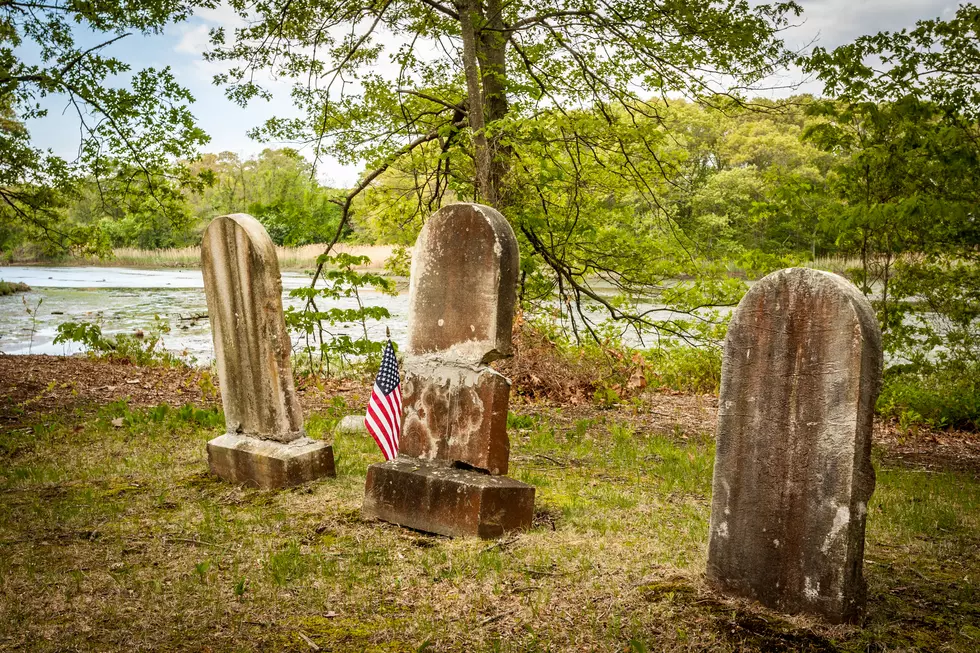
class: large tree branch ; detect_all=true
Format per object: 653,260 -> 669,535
306,116 -> 468,293
418,0 -> 459,20
397,88 -> 465,112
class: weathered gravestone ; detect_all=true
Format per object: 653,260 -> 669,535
707,267 -> 882,623
202,213 -> 335,489
362,203 -> 535,538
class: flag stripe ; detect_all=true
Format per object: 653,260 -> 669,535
365,407 -> 394,460
374,384 -> 398,430
367,409 -> 392,460
383,391 -> 400,433
368,398 -> 395,441
367,400 -> 393,438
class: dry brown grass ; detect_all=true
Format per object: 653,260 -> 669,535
495,318 -> 609,405
106,244 -> 396,271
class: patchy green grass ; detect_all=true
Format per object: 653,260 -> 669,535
0,400 -> 978,651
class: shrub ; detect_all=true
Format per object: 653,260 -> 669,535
499,316 -> 723,404
0,280 -> 30,296
878,364 -> 980,431
53,319 -> 185,367
285,252 -> 396,376
642,344 -> 722,394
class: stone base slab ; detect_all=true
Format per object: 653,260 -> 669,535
362,458 -> 535,538
207,433 -> 335,489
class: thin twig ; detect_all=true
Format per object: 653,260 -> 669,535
480,609 -> 517,626
483,535 -> 520,553
532,453 -> 567,467
297,631 -> 320,651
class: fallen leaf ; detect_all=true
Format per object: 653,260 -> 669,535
111,418 -> 124,428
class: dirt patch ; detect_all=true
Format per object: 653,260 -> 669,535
874,420 -> 980,475
513,391 -> 719,439
2,354 -> 979,475
0,355 -> 370,424
0,355 -> 216,421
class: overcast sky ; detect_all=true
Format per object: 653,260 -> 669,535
28,1 -> 963,187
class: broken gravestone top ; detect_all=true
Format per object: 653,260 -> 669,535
707,267 -> 882,623
406,203 -> 519,364
362,203 -> 534,537
201,213 -> 304,443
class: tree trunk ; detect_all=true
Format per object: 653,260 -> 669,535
458,0 -> 493,204
479,0 -> 509,206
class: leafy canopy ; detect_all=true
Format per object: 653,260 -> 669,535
210,0 -> 803,343
0,0 -> 214,254
802,3 -> 980,427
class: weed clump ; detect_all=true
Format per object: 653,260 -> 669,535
52,318 -> 188,367
499,317 -> 722,405
0,280 -> 30,295
878,363 -> 980,431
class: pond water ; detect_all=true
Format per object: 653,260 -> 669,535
0,266 -> 728,363
0,266 -> 411,362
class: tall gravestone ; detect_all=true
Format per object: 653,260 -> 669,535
707,268 -> 882,623
202,213 -> 335,489
362,203 -> 535,538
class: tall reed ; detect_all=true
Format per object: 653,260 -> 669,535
109,244 -> 394,270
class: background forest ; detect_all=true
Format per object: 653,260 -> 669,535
0,96 -> 880,257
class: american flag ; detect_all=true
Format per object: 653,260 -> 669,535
365,340 -> 401,460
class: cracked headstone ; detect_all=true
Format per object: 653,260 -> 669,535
362,203 -> 534,538
707,267 -> 882,623
201,213 -> 334,488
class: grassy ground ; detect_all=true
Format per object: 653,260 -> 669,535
1,374 -> 978,651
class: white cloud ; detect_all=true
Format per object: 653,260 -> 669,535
787,0 -> 959,50
174,24 -> 211,55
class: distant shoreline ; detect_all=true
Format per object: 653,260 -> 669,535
2,243 -> 397,272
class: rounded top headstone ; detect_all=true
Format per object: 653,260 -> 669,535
201,213 -> 303,441
406,203 -> 519,363
708,267 -> 883,623
202,213 -> 278,272
731,267 -> 881,366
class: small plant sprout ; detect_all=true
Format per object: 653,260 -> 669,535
22,295 -> 42,354
194,560 -> 211,584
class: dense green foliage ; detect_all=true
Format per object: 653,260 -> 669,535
207,0 -> 802,342
0,0 -> 216,256
53,318 -> 187,367
802,4 -> 980,429
3,148 -> 347,254
0,280 -> 30,296
180,149 -> 346,247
